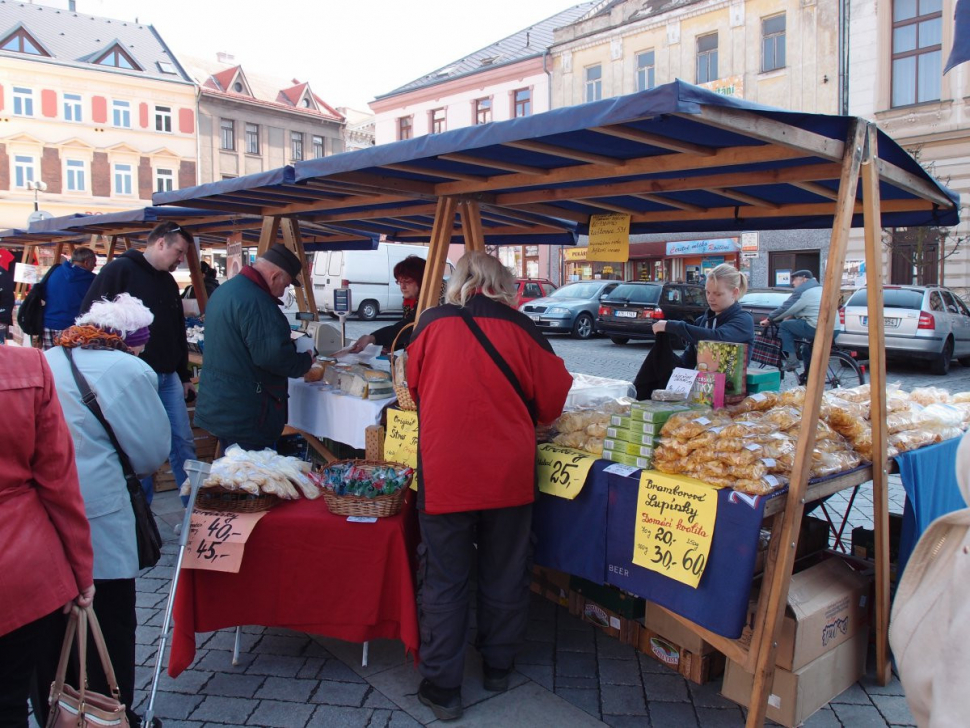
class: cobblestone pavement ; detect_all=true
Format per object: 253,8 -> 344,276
103,320 -> 957,728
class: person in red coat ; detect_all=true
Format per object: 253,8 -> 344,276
406,251 -> 572,721
0,346 -> 94,727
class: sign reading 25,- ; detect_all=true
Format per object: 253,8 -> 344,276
536,444 -> 597,500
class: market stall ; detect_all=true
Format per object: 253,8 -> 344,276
152,80 -> 959,726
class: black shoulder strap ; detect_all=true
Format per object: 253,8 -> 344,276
63,348 -> 139,486
455,307 -> 537,425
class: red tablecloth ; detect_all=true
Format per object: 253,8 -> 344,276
169,493 -> 419,677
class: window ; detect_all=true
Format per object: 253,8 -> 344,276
762,14 -> 786,72
155,168 -> 174,193
941,290 -> 961,314
475,98 -> 492,125
636,51 -> 655,92
13,155 -> 35,188
290,131 -> 304,161
154,105 -> 172,133
13,87 -> 33,116
157,61 -> 176,74
585,65 -> 602,102
65,159 -> 86,192
113,163 -> 133,195
245,123 -> 259,154
312,135 -> 324,158
220,119 -> 235,150
430,108 -> 446,134
891,0 -> 942,107
1,28 -> 47,56
398,116 -> 412,140
95,44 -> 139,70
696,33 -> 719,84
112,100 -> 131,128
63,93 -> 82,122
513,88 -> 531,117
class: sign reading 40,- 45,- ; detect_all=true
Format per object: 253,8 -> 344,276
536,444 -> 597,499
183,509 -> 269,573
632,471 -> 721,588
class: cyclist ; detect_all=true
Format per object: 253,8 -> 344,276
760,270 -> 822,372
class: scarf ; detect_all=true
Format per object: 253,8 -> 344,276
403,298 -> 417,319
57,325 -> 132,353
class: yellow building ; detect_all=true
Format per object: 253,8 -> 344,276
0,2 -> 197,231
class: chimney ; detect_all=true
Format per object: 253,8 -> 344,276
526,31 -> 530,47
216,51 -> 235,64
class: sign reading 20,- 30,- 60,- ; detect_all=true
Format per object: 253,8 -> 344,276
632,471 -> 721,588
536,444 -> 597,499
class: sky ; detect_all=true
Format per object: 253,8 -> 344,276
77,0 -> 585,110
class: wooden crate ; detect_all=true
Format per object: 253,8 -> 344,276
530,566 -> 571,608
568,590 -> 641,646
636,623 -> 726,685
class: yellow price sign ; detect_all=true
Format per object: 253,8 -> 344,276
632,471 -> 720,588
385,408 -> 420,491
587,213 -> 630,262
536,444 -> 596,499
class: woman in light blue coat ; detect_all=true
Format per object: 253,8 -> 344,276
41,293 -> 171,728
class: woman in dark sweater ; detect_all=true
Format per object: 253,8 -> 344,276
348,256 -> 426,353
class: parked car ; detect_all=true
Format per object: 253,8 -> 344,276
596,281 -> 707,345
837,285 -> 970,375
519,280 -> 621,339
738,288 -> 793,321
514,278 -> 557,307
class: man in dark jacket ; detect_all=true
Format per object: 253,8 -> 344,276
195,244 -> 313,451
41,247 -> 96,349
81,222 -> 195,505
762,270 -> 822,371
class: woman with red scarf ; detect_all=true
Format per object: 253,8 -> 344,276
348,255 -> 426,353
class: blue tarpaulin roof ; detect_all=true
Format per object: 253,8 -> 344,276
153,80 -> 959,235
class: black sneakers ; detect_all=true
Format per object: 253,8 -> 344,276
483,662 -> 514,692
418,679 -> 463,721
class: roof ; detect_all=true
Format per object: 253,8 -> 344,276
0,0 -> 191,82
374,1 -> 597,100
151,81 -> 960,237
181,54 -> 344,123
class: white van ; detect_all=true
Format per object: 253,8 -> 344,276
312,243 -> 435,320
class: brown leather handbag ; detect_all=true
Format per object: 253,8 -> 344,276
46,605 -> 129,728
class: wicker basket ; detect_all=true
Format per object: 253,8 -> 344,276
320,459 -> 412,518
388,322 -> 417,411
196,485 -> 281,513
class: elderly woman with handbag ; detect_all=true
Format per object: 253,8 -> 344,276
0,346 -> 94,727
406,252 -> 573,721
39,294 -> 172,728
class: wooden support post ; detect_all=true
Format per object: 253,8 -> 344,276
106,235 -> 119,262
52,243 -> 64,268
14,245 -> 34,298
257,216 -> 280,256
122,236 -> 133,251
185,239 -> 208,315
417,197 -> 458,316
458,200 -> 486,252
744,119 -> 868,728
861,123 -> 892,685
281,217 -> 318,323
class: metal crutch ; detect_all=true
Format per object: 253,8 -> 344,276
143,459 -> 210,728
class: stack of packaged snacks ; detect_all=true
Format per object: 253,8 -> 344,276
602,401 -> 693,469
547,400 -> 632,457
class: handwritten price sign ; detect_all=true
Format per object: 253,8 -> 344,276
182,509 -> 269,573
632,471 -> 720,588
586,213 -> 631,262
536,444 -> 596,500
385,407 -> 420,492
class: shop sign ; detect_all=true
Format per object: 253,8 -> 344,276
226,234 -> 243,279
775,269 -> 791,286
587,213 -> 630,262
665,238 -> 739,257
700,75 -> 744,98
741,251 -> 759,260
632,471 -> 720,588
385,408 -> 420,491
536,443 -> 596,499
741,232 -> 759,252
563,247 -> 588,261
13,262 -> 40,284
184,510 -> 269,573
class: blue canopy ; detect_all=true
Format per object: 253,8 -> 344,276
153,80 -> 958,234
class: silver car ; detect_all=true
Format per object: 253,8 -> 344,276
837,286 -> 970,375
520,280 -> 620,339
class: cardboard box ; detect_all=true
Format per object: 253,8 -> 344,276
605,427 -> 658,446
641,604 -> 715,656
602,439 -> 656,458
721,629 -> 867,728
600,450 -> 652,469
568,590 -> 641,645
629,401 -> 692,423
739,556 -> 871,672
531,566 -> 571,608
636,621 -> 726,684
696,341 -> 747,403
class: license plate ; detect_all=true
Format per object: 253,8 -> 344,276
529,314 -> 541,322
615,310 -> 637,318
861,316 -> 900,327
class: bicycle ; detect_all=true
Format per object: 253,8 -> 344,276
752,322 -> 866,390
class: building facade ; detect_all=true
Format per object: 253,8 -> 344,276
0,1 -> 197,230
337,107 -> 375,152
181,53 -> 345,183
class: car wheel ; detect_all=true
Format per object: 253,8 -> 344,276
960,356 -> 970,367
610,336 -> 630,345
357,300 -> 379,321
931,337 -> 954,375
571,313 -> 594,339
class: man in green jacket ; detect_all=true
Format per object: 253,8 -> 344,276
195,244 -> 313,451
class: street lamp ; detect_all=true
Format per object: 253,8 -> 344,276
26,180 -> 47,211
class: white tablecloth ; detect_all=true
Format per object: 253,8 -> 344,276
286,379 -> 395,449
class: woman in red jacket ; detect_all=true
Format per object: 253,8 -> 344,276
406,251 -> 572,721
0,346 -> 94,727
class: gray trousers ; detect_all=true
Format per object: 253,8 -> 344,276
417,504 -> 534,689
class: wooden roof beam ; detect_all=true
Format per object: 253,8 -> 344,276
383,217 -> 436,231
438,153 -> 550,176
626,197 -> 933,225
309,203 -> 439,223
584,200 -> 643,215
874,159 -> 955,208
328,171 -> 439,197
479,212 -> 531,229
791,181 -> 839,201
383,163 -> 488,183
502,140 -> 622,166
590,125 -> 715,156
479,204 -> 573,229
630,193 -> 707,213
710,188 -> 781,209
510,203 -> 589,224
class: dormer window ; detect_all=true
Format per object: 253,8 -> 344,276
302,97 -> 312,108
233,81 -> 243,92
0,27 -> 49,56
94,42 -> 142,71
